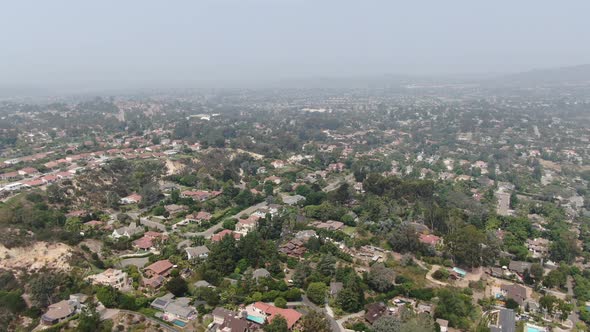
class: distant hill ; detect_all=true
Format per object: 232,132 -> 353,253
488,64 -> 590,87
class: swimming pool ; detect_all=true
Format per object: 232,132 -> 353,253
453,267 -> 467,277
247,315 -> 266,324
525,324 -> 545,332
172,320 -> 187,327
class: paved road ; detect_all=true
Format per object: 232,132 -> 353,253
181,202 -> 267,239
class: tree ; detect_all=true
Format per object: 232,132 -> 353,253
550,231 -> 580,264
367,263 -> 396,292
274,297 -> 287,309
306,282 -> 327,305
434,288 -> 474,329
504,298 -> 519,310
29,273 -> 61,307
446,225 -> 486,268
372,316 -> 401,332
529,263 -> 544,283
96,286 -> 119,308
264,314 -> 289,332
388,223 -> 424,254
166,276 -> 188,297
318,254 -> 337,277
77,301 -> 102,332
301,310 -> 331,332
509,192 -> 518,209
331,183 -> 351,204
336,287 -> 362,312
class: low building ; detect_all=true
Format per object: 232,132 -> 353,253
246,302 -> 302,330
312,220 -> 344,231
508,261 -> 532,275
86,269 -> 129,290
151,293 -> 197,322
41,295 -> 84,325
236,215 -> 260,235
253,268 -> 271,281
211,229 -> 241,242
212,308 -> 250,332
111,223 -> 143,239
364,302 -> 387,325
280,239 -> 307,258
184,211 -> 212,224
419,234 -> 442,247
489,308 -> 516,332
186,246 -> 210,260
120,193 -> 142,205
282,194 -> 305,206
500,284 -> 527,306
165,204 -> 188,215
145,259 -> 174,277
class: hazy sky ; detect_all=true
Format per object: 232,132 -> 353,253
1,0 -> 589,90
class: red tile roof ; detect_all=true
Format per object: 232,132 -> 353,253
145,259 -> 174,276
253,302 -> 302,329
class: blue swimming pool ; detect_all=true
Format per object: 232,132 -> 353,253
526,324 -> 545,332
247,315 -> 266,324
172,320 -> 187,327
453,267 -> 467,276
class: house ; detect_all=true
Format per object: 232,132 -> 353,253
419,234 -> 442,247
246,302 -> 302,330
489,308 -> 516,332
526,238 -> 550,258
66,210 -> 87,218
181,190 -> 213,201
328,162 -> 345,172
508,261 -> 532,275
236,215 -> 260,235
211,229 -> 242,242
165,204 -> 188,215
500,284 -> 527,306
111,223 -> 143,239
186,246 -> 210,260
364,302 -> 387,325
295,230 -> 317,240
18,167 -> 39,177
265,176 -> 282,185
279,239 -> 307,258
143,275 -> 165,289
312,220 -> 344,231
84,220 -> 104,228
212,308 -> 250,332
194,280 -> 213,288
133,236 -> 155,251
253,268 -> 271,281
271,160 -> 286,169
185,211 -> 212,224
282,194 -> 305,206
151,293 -> 197,322
0,171 -> 20,181
86,269 -> 129,290
120,193 -> 142,205
41,296 -> 83,325
145,259 -> 174,277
